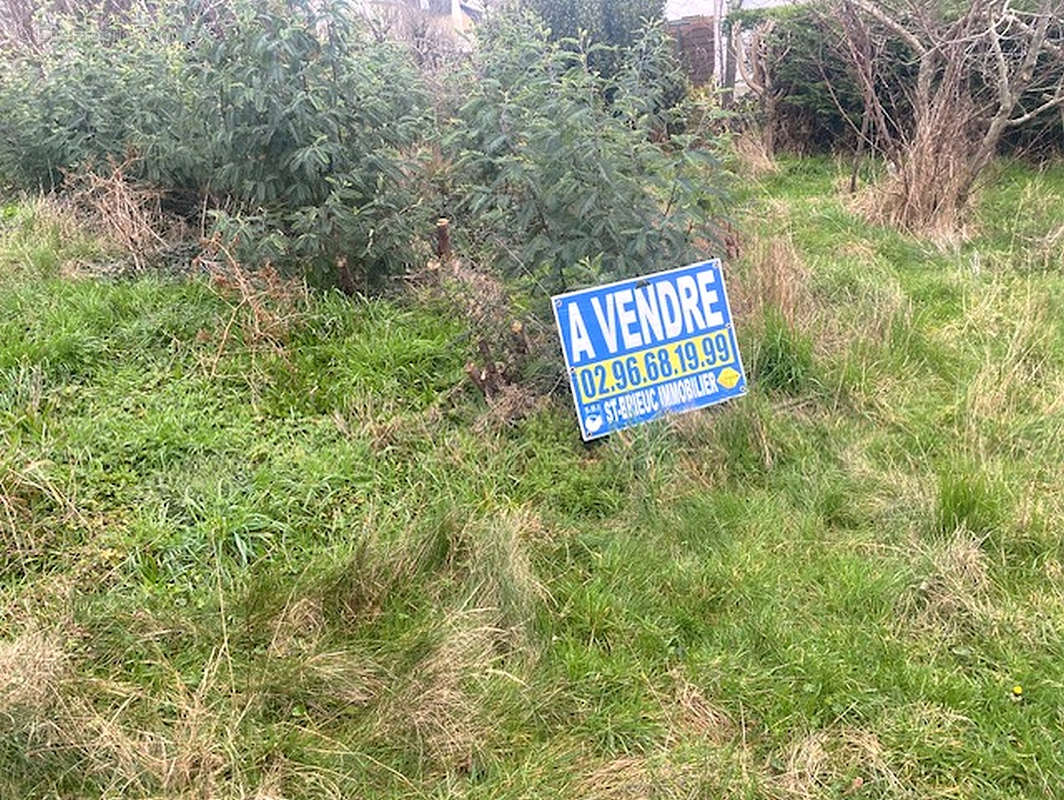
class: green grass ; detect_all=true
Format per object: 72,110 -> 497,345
2,161 -> 1064,799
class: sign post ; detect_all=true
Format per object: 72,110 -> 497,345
551,259 -> 747,440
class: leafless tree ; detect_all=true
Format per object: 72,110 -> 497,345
0,0 -> 47,51
735,17 -> 791,156
834,0 -> 1064,233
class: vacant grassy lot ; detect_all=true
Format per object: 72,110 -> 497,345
2,158 -> 1063,799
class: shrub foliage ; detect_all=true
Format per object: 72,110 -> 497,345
448,14 -> 725,295
0,0 -> 430,279
0,1 -> 727,294
522,0 -> 666,76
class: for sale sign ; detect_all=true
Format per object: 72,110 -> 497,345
551,259 -> 746,440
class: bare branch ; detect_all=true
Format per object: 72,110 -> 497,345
989,10 -> 1012,107
1012,16 -> 1064,61
732,21 -> 764,95
1007,92 -> 1064,126
844,0 -> 926,55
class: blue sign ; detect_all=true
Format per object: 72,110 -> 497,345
552,259 -> 747,440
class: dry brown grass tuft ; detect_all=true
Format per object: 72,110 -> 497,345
771,728 -> 901,799
355,512 -> 544,763
251,769 -> 289,800
326,509 -> 547,648
376,611 -> 499,769
730,235 -> 811,330
835,103 -> 990,244
570,672 -> 758,798
268,596 -> 325,657
846,170 -> 975,247
65,157 -> 183,269
578,756 -> 657,800
665,670 -> 736,746
840,448 -> 931,536
323,536 -> 412,625
63,648 -> 244,795
733,131 -> 779,178
668,400 -> 784,491
904,529 -> 993,639
575,746 -> 736,800
2,606 -> 388,796
0,628 -> 68,717
0,627 -> 261,797
301,650 -> 382,707
466,509 -> 549,648
265,598 -> 382,710
0,461 -> 41,563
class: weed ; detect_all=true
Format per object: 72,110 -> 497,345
731,235 -> 811,329
752,307 -> 816,394
65,158 -> 179,270
936,468 -> 1007,537
733,130 -> 779,178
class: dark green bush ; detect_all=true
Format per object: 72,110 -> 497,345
189,2 -> 429,275
447,14 -> 727,295
0,0 -> 430,279
0,10 -> 185,192
523,0 -> 665,77
0,3 -> 729,293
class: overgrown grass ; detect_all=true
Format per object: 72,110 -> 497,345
3,158 -> 1064,798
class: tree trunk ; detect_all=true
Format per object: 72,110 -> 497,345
849,107 -> 870,193
721,0 -> 743,111
762,93 -> 776,155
